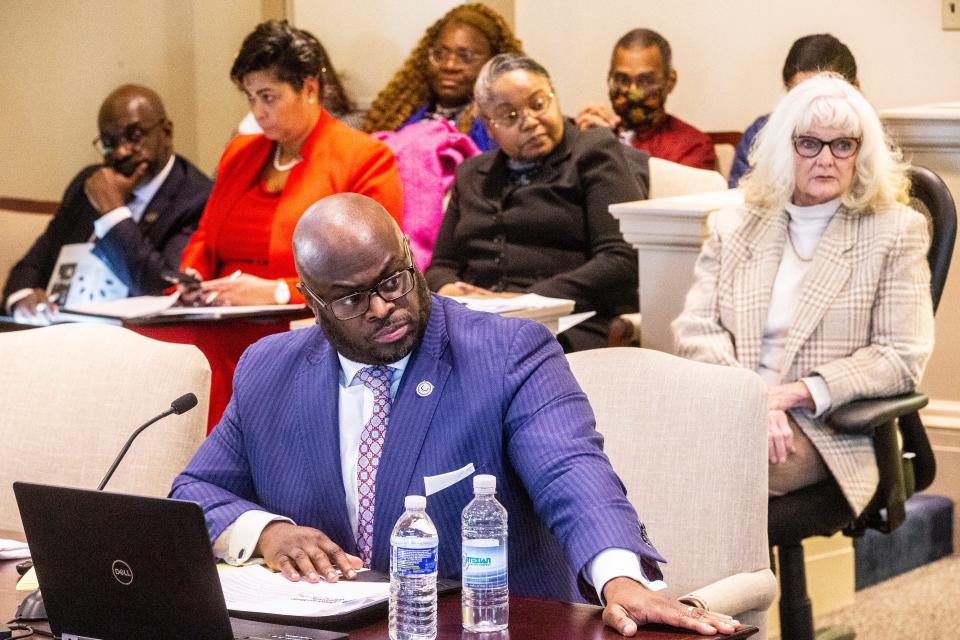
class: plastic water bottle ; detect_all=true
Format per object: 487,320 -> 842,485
389,495 -> 438,640
461,474 -> 508,632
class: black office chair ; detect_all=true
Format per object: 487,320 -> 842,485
768,165 -> 957,640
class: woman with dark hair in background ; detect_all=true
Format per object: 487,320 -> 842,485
181,19 -> 402,307
728,33 -> 859,186
426,54 -> 643,352
362,3 -> 523,151
236,32 -> 359,133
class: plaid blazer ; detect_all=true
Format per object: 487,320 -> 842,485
672,202 -> 934,514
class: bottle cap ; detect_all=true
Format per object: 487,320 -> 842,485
473,474 -> 496,492
405,495 -> 427,510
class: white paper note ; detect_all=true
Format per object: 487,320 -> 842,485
424,463 -> 475,496
218,564 -> 389,617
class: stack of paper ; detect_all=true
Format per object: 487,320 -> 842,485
219,565 -> 389,617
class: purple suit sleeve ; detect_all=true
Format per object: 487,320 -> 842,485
170,351 -> 266,541
502,321 -> 665,587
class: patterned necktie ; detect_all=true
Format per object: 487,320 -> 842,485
354,365 -> 394,566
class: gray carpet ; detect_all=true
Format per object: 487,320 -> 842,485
817,551 -> 958,638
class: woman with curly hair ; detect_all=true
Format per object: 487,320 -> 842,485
362,3 -> 522,151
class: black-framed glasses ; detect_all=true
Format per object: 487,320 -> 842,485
300,265 -> 416,320
608,72 -> 663,93
487,91 -> 554,129
427,46 -> 485,67
792,135 -> 861,159
92,119 -> 166,157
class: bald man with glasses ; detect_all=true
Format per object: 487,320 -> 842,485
172,193 -> 742,637
3,84 -> 212,322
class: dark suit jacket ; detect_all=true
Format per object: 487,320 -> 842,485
425,121 -> 644,351
172,295 -> 664,603
3,154 -> 212,302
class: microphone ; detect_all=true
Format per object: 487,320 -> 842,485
96,393 -> 199,491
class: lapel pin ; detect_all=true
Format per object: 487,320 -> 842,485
143,211 -> 159,224
416,381 -> 434,397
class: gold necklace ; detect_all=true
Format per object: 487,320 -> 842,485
786,227 -> 814,263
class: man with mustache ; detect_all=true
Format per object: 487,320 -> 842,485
576,29 -> 716,170
171,193 -> 741,636
3,84 -> 211,322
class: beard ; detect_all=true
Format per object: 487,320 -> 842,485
318,276 -> 432,365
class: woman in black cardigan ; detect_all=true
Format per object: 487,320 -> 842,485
426,53 -> 645,351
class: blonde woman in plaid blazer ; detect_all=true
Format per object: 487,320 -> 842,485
673,74 -> 934,516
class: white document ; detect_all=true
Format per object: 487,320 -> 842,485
218,564 -> 388,617
47,242 -> 128,308
424,463 -> 475,496
0,538 -> 30,560
66,292 -> 181,317
449,293 -> 572,315
557,311 -> 596,335
64,293 -> 306,321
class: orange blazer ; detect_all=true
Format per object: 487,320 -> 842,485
181,110 -> 403,302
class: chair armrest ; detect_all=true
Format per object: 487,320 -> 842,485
679,569 -> 777,616
826,393 -> 928,434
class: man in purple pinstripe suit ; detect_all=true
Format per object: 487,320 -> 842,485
171,193 -> 738,636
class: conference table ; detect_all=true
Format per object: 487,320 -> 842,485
0,531 -> 756,640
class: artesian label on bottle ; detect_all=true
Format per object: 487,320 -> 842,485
462,538 -> 507,588
391,537 -> 438,576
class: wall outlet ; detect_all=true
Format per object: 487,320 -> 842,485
945,0 -> 960,30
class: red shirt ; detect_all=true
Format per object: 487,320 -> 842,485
621,114 -> 717,171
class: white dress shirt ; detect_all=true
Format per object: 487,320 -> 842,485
216,351 -> 665,600
757,198 -> 839,415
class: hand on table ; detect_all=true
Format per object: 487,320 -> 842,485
83,163 -> 148,214
602,577 -> 741,636
12,289 -> 58,325
256,522 -> 363,584
197,272 -> 277,306
575,103 -> 621,131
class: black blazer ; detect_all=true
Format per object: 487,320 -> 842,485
426,121 -> 645,351
3,155 -> 212,302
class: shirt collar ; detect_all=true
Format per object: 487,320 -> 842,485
337,351 -> 412,388
132,154 -> 175,204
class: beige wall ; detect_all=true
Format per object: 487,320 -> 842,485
515,0 -> 960,132
0,0 -> 265,201
289,0 -> 514,109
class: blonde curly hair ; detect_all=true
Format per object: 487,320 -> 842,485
362,3 -> 523,135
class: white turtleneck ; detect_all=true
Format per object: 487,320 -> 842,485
757,198 -> 841,416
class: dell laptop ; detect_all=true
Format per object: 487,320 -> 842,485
13,481 -> 346,640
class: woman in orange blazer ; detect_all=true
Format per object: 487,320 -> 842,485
181,20 -> 403,306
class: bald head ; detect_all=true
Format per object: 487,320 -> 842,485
294,193 -> 430,365
293,193 -> 404,284
98,84 -> 167,130
96,84 -> 172,180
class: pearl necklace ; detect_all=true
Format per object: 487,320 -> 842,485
273,145 -> 302,172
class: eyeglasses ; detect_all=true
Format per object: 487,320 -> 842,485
427,46 -> 486,67
487,91 -> 555,129
300,265 -> 416,320
608,72 -> 663,93
92,119 -> 166,157
792,135 -> 861,159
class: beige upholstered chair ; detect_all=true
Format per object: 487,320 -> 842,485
0,323 -> 211,533
647,156 -> 728,199
567,347 -> 776,635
